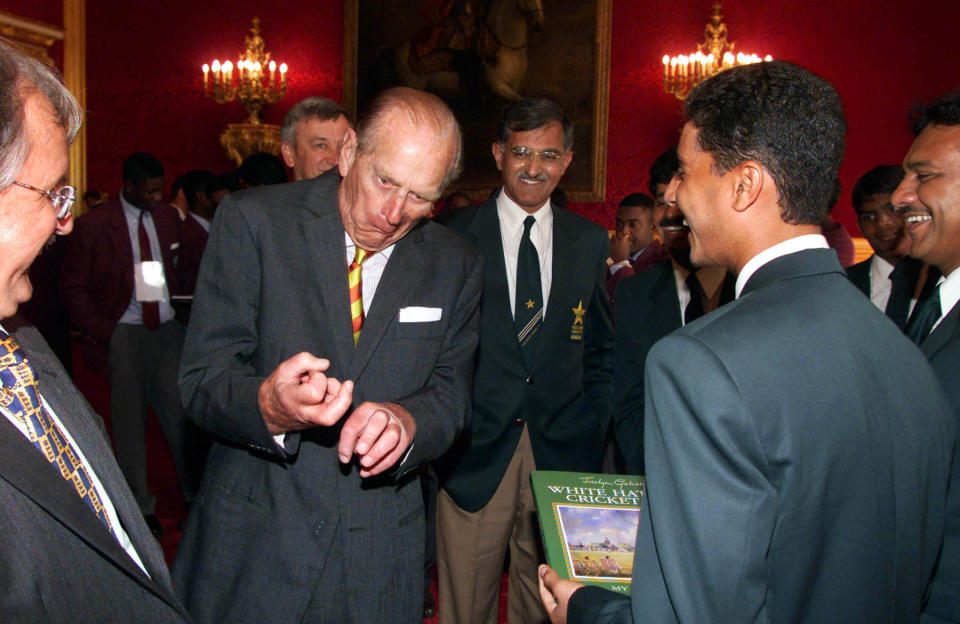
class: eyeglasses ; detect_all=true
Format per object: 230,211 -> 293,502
13,181 -> 75,220
509,146 -> 564,164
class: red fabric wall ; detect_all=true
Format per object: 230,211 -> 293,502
81,0 -> 960,234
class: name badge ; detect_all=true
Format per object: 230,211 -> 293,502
135,261 -> 165,302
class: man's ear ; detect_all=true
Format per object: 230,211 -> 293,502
491,141 -> 505,172
338,128 -> 358,177
732,161 -> 764,213
280,142 -> 296,168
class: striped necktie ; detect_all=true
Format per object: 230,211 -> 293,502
349,247 -> 369,346
0,330 -> 115,536
515,215 -> 543,354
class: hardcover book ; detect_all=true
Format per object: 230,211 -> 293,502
531,471 -> 644,595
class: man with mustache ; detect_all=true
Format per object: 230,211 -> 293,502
436,97 -> 614,624
893,90 -> 960,624
846,165 -> 933,331
540,61 -> 952,624
611,146 -> 735,474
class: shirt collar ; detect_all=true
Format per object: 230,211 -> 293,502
735,234 -> 829,298
119,191 -> 147,221
343,231 -> 394,261
495,188 -> 553,235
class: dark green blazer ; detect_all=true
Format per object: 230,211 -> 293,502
436,198 -> 614,511
571,249 -> 953,624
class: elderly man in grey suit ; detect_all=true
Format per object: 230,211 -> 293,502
172,87 -> 482,623
0,39 -> 190,622
540,61 -> 954,624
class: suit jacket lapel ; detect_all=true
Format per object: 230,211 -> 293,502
922,299 -> 960,360
532,208 -> 582,367
469,204 -> 525,366
652,262 -> 683,331
19,339 -> 188,616
349,227 -> 427,377
108,200 -> 135,299
300,184 -> 356,374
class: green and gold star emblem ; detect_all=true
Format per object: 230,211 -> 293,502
526,299 -> 535,309
572,300 -> 586,327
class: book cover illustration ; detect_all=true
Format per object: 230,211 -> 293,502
531,471 -> 644,595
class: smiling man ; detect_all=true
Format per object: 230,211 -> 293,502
173,87 -> 482,624
280,96 -> 352,181
893,90 -> 960,624
846,165 -> 931,330
540,62 -> 953,624
0,38 -> 190,621
436,97 -> 613,624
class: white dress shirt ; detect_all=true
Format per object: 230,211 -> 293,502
736,234 -> 829,298
118,193 -> 175,326
496,192 -> 553,318
868,254 -> 896,312
931,267 -> 960,334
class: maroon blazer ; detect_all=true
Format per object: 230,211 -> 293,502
60,197 -> 203,357
606,239 -> 671,300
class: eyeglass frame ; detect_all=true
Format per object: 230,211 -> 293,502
12,181 -> 75,220
508,145 -> 566,164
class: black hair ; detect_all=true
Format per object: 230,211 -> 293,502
122,152 -> 164,185
851,165 -> 904,213
648,147 -> 679,197
619,192 -> 655,210
237,152 -> 287,186
496,97 -> 573,151
684,61 -> 846,225
910,90 -> 960,136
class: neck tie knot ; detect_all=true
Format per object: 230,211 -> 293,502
351,247 -> 369,268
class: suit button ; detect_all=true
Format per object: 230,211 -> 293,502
525,376 -> 533,384
515,418 -> 523,426
315,522 -> 324,534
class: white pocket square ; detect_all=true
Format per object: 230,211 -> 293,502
398,307 -> 442,323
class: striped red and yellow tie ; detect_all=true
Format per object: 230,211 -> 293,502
348,247 -> 369,345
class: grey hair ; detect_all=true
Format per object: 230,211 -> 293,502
357,87 -> 464,195
0,38 -> 82,190
280,96 -> 349,145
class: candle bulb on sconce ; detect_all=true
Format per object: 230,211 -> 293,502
199,17 -> 291,167
661,2 -> 772,100
199,17 -> 289,125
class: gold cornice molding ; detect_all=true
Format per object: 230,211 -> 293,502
63,0 -> 86,211
0,10 -> 63,66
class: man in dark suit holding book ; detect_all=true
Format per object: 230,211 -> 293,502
540,61 -> 953,624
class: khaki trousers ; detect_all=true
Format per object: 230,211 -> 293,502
436,426 -> 546,624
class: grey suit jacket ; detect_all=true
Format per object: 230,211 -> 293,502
570,249 -> 953,623
0,316 -> 189,623
918,297 -> 960,624
173,171 -> 482,623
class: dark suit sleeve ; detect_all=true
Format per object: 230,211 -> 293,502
60,214 -> 116,345
582,230 -> 615,426
612,280 -> 645,474
634,333 -> 774,622
395,250 -> 483,466
568,586 -> 633,624
177,197 -> 279,456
